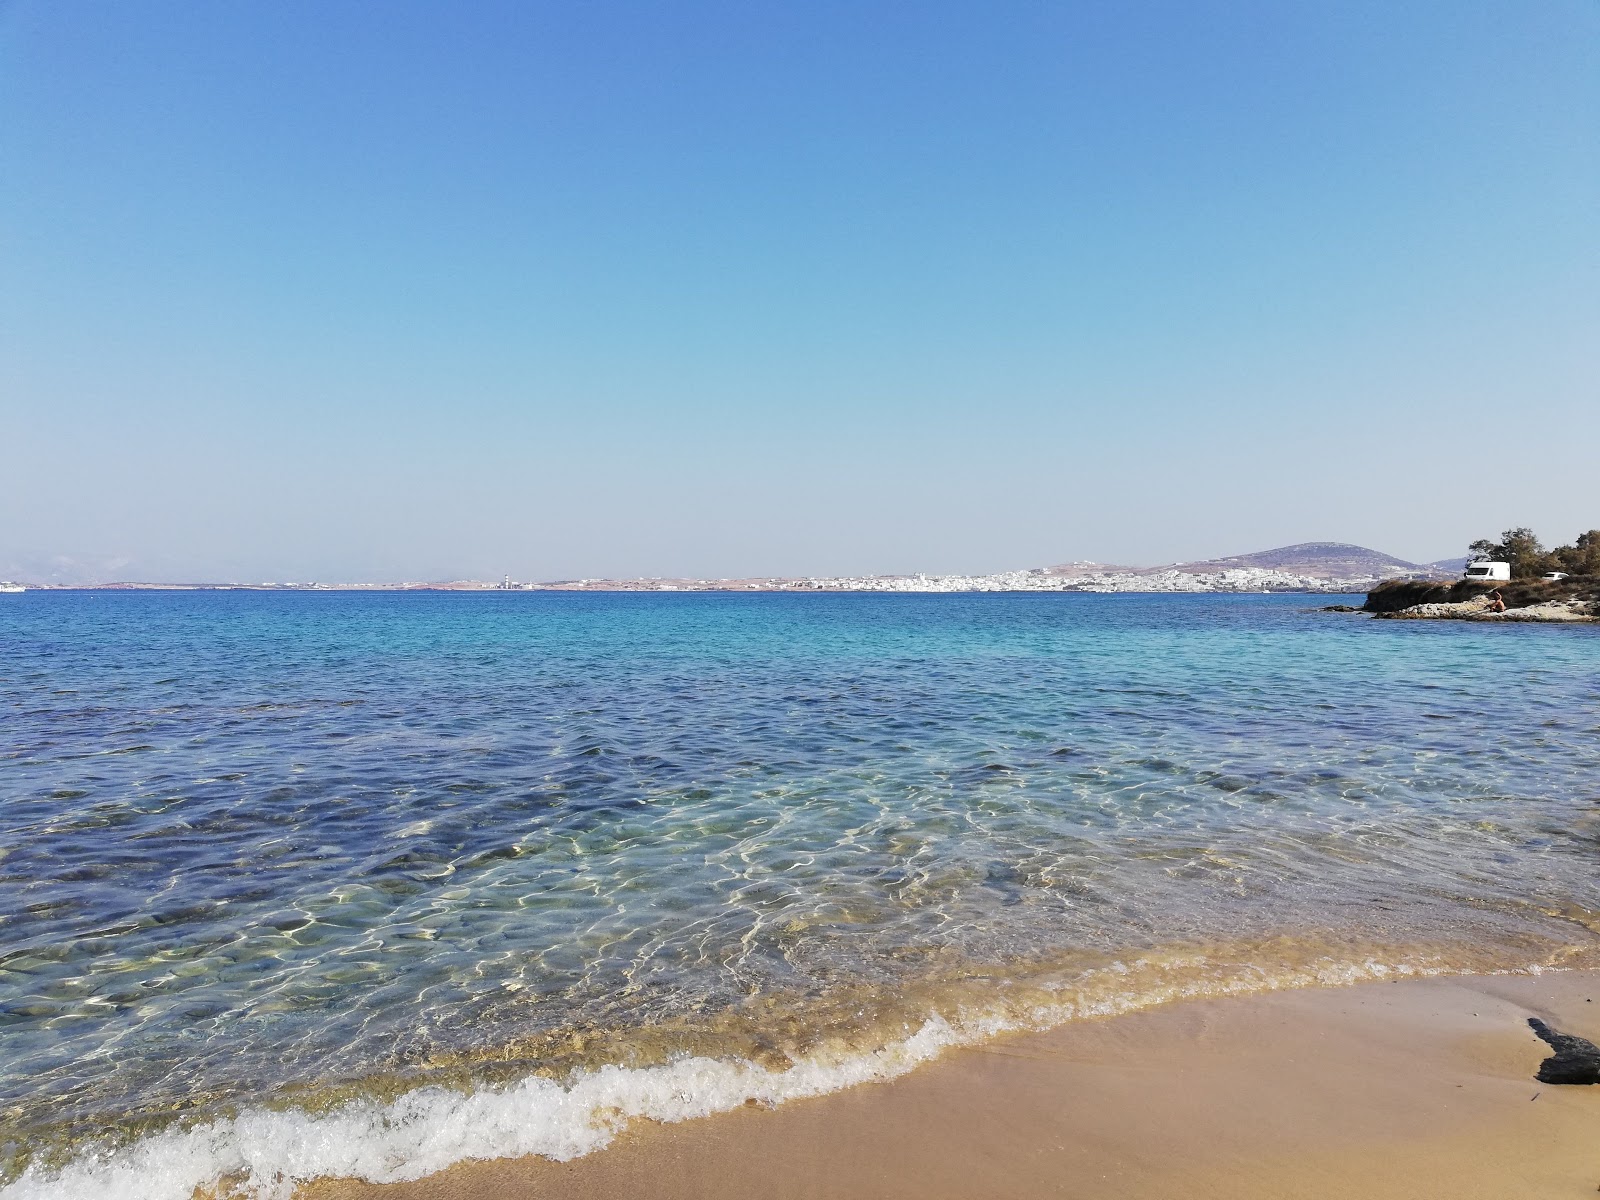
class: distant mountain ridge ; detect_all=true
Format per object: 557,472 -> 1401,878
1163,541 -> 1431,581
1039,542 -> 1445,583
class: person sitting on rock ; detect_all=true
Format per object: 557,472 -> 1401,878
1487,589 -> 1506,613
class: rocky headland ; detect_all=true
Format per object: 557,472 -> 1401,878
1365,577 -> 1600,623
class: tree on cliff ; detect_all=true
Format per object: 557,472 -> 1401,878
1468,527 -> 1548,578
1554,530 -> 1600,575
1467,526 -> 1600,578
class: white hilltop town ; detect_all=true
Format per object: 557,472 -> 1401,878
5,542 -> 1465,593
525,542 -> 1459,595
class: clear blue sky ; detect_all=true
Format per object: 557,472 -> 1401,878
3,0 -> 1596,583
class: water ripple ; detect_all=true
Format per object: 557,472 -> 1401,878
1,591 -> 1598,1177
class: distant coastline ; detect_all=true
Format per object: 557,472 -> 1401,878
3,540 -> 1452,595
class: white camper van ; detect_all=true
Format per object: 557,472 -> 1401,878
1463,560 -> 1511,582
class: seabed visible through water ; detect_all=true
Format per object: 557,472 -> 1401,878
2,590 -> 1598,1197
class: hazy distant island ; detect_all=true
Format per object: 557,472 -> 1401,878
6,541 -> 1467,595
13,539 -> 1597,618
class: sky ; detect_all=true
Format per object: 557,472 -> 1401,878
2,0 -> 1596,583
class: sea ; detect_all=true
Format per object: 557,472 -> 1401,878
2,590 -> 1598,1198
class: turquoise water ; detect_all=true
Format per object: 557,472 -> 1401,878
2,591 -> 1598,1196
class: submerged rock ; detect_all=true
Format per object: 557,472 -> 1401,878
1528,1018 -> 1600,1084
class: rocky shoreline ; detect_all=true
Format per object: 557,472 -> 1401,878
1361,572 -> 1600,623
1374,595 -> 1599,622
1376,598 -> 1600,624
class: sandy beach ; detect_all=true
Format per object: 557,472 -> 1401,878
308,970 -> 1600,1200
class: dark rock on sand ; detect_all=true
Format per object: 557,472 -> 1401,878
1528,1017 -> 1600,1084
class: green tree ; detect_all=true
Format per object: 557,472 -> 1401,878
1501,527 -> 1550,578
1466,527 -> 1554,578
1468,527 -> 1599,578
1553,530 -> 1600,575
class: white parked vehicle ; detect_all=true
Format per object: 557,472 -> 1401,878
1463,560 -> 1511,581
1542,571 -> 1570,581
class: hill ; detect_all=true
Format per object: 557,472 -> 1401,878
1163,542 -> 1429,581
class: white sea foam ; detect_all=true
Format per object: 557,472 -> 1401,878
0,954 -> 1465,1200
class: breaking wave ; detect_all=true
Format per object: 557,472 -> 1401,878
0,948 -> 1550,1200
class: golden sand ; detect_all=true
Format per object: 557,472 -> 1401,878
307,970 -> 1600,1200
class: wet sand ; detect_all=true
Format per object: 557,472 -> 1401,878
310,970 -> 1600,1200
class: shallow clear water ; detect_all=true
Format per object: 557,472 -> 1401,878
2,591 -> 1598,1195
